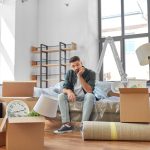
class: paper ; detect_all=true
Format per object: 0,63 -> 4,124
127,79 -> 147,88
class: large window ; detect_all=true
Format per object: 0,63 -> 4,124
99,0 -> 150,81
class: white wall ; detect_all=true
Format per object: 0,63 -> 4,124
15,0 -> 38,80
87,0 -> 99,70
38,0 -> 99,70
0,0 -> 98,85
0,0 -> 16,83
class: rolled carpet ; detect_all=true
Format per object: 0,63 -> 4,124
82,121 -> 150,141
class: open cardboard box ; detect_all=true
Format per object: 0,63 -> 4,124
0,81 -> 46,149
0,81 -> 38,117
120,88 -> 150,123
0,99 -> 45,149
0,103 -> 2,118
0,102 -> 6,147
0,118 -> 6,147
6,116 -> 45,150
0,97 -> 38,117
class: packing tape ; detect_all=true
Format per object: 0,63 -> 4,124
110,122 -> 118,140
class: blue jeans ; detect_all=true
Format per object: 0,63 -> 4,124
58,93 -> 95,123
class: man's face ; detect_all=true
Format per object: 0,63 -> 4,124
70,60 -> 82,73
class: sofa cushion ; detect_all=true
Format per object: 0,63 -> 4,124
57,96 -> 120,121
67,96 -> 119,113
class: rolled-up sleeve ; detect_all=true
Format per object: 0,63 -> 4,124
88,71 -> 96,91
63,70 -> 73,90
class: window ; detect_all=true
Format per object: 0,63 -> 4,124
124,0 -> 148,35
98,0 -> 150,81
101,0 -> 121,37
103,41 -> 121,81
125,37 -> 149,79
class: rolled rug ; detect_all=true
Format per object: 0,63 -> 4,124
82,121 -> 150,141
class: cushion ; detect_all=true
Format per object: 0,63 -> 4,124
93,81 -> 112,99
33,87 -> 58,98
53,81 -> 64,94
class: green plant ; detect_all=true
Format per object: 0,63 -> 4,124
27,110 -> 40,117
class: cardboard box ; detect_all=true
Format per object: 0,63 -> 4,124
0,103 -> 2,118
0,118 -> 6,147
120,88 -> 150,123
0,97 -> 38,117
6,117 -> 45,150
2,81 -> 36,97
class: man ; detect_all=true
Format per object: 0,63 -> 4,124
54,56 -> 96,134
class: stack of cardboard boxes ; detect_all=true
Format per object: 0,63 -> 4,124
0,81 -> 45,150
0,118 -> 6,147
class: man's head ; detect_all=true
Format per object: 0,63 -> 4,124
69,56 -> 82,73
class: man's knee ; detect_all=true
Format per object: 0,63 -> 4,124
58,93 -> 67,101
84,93 -> 95,102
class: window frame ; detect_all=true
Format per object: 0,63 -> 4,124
98,0 -> 150,80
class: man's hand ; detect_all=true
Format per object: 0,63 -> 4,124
67,91 -> 76,102
77,67 -> 85,77
76,67 -> 93,93
63,89 -> 76,102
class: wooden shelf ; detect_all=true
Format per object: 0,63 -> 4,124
31,42 -> 76,87
31,74 -> 65,76
31,46 -> 38,52
42,79 -> 59,82
31,61 -> 37,66
32,63 -> 69,67
31,61 -> 69,67
31,42 -> 77,53
31,75 -> 37,80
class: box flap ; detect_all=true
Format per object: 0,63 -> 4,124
8,117 -> 45,124
0,116 -> 7,132
2,81 -> 36,97
119,88 -> 148,94
0,103 -> 2,118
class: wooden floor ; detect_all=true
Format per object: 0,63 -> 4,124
1,120 -> 150,150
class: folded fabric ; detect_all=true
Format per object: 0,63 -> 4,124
93,81 -> 112,99
33,87 -> 58,98
53,81 -> 64,94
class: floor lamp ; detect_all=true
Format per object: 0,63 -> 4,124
136,43 -> 150,86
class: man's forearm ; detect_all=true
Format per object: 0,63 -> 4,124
79,76 -> 93,93
63,88 -> 73,95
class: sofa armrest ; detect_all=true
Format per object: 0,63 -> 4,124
107,90 -> 120,97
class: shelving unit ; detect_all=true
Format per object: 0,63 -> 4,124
31,42 -> 77,87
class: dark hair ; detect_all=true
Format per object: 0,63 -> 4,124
69,56 -> 80,63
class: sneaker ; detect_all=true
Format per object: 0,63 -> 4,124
53,124 -> 73,134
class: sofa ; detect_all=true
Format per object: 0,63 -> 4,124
0,81 -> 120,122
